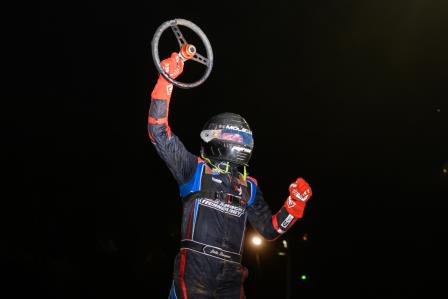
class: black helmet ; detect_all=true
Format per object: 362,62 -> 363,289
200,113 -> 254,166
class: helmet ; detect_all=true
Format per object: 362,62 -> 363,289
200,113 -> 254,166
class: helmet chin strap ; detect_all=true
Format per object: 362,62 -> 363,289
201,153 -> 247,181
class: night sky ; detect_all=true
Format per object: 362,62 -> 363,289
3,0 -> 448,298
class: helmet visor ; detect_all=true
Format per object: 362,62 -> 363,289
200,128 -> 253,146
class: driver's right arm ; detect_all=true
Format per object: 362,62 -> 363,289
148,53 -> 198,185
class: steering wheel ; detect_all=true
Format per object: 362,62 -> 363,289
151,18 -> 214,89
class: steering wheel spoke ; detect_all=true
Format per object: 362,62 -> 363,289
170,25 -> 187,48
192,52 -> 209,66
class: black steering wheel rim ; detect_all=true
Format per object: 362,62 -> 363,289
151,18 -> 214,89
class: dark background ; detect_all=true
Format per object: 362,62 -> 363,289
3,0 -> 448,298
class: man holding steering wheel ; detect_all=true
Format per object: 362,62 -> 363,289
148,51 -> 313,298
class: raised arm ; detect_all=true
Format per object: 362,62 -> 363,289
148,52 -> 197,185
247,178 -> 312,240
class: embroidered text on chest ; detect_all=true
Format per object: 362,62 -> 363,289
198,198 -> 246,217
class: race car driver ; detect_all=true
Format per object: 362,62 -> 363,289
148,52 -> 313,299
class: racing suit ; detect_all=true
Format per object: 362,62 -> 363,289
148,53 -> 311,299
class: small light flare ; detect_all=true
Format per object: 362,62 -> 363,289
252,236 -> 262,246
302,233 -> 309,241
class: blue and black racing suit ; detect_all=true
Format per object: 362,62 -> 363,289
148,88 -> 300,299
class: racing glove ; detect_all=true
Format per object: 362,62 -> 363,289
272,178 -> 312,234
284,177 -> 312,218
151,52 -> 184,101
148,52 -> 185,136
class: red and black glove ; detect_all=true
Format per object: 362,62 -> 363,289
151,52 -> 184,101
148,52 -> 185,138
272,177 -> 312,235
284,177 -> 312,218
